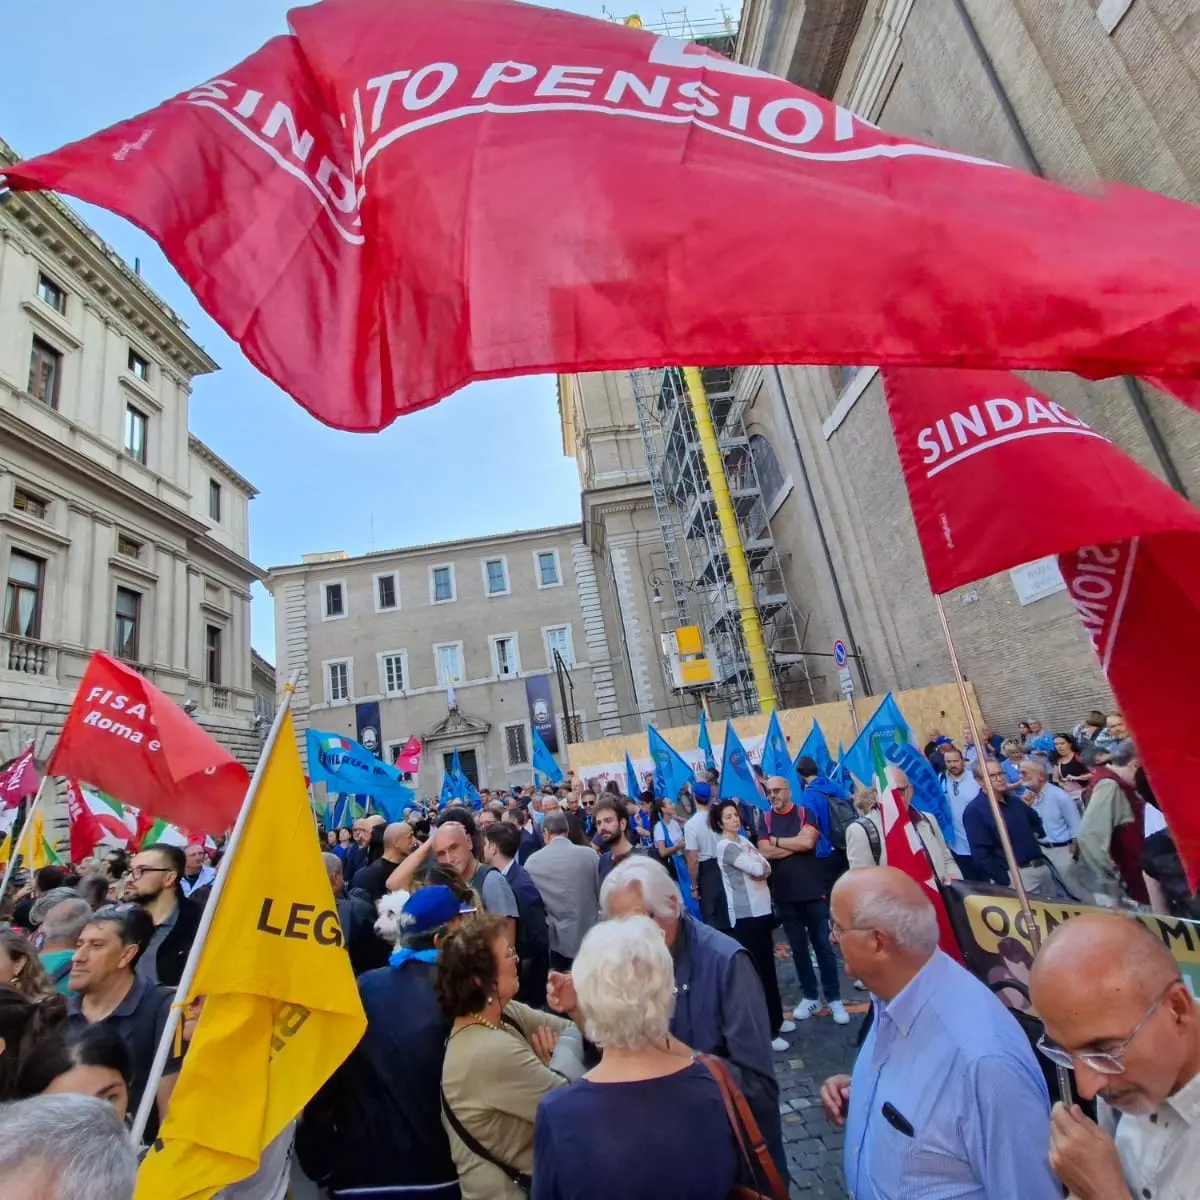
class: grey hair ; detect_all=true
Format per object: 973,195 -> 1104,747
600,856 -> 682,922
542,811 -> 569,836
1110,738 -> 1139,766
0,1094 -> 136,1200
39,897 -> 94,944
852,787 -> 878,816
573,915 -> 675,1050
1019,757 -> 1048,780
845,886 -> 940,956
29,887 -> 80,926
320,851 -> 343,880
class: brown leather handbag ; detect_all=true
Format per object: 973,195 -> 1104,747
698,1053 -> 789,1200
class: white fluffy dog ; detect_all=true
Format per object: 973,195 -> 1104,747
373,889 -> 411,945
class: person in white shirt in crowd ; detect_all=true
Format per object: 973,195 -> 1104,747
845,774 -> 961,885
683,782 -> 727,930
1018,757 -> 1090,902
1030,911 -> 1200,1200
939,747 -> 984,880
179,844 -> 216,900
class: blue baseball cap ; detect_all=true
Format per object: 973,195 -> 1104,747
693,781 -> 713,801
400,886 -> 468,935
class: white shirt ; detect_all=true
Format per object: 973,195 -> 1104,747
940,772 -> 981,856
1114,1057 -> 1200,1200
683,808 -> 718,861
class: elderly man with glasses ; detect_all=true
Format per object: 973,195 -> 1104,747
1030,911 -> 1200,1200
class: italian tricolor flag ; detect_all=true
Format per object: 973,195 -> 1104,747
67,781 -> 139,862
139,817 -> 216,851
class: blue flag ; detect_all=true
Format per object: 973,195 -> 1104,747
697,708 -> 717,771
325,793 -> 353,829
795,720 -> 836,779
625,752 -> 638,798
307,729 -> 415,812
719,721 -> 768,811
446,749 -> 482,810
831,744 -> 855,796
648,726 -> 695,802
439,772 -> 459,805
883,741 -> 956,845
762,711 -> 832,856
840,693 -> 911,791
532,727 -> 565,785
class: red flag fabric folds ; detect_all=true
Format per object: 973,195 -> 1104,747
884,367 -> 1200,885
6,0 -> 1200,430
47,653 -> 248,834
0,747 -> 40,809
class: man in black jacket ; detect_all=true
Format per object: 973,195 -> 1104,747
125,844 -> 201,988
323,852 -> 390,975
350,821 -> 416,903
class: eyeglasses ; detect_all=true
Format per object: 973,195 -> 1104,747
127,866 -> 171,881
1037,979 -> 1181,1075
828,917 -> 872,944
582,801 -> 594,808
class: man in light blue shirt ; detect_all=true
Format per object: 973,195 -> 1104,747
939,747 -> 983,880
1018,757 -> 1090,901
820,866 -> 1061,1199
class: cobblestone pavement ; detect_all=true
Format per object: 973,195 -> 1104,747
772,947 -> 865,1200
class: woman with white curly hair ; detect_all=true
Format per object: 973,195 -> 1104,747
530,916 -> 738,1199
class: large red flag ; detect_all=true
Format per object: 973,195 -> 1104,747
884,367 -> 1200,885
47,653 -> 248,834
5,0 -> 1200,431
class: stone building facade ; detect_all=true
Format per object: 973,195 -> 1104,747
266,524 -> 629,800
567,0 -> 1200,734
0,136 -> 264,786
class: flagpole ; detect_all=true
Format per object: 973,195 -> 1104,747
129,672 -> 299,1148
933,597 -> 1073,1102
0,772 -> 52,901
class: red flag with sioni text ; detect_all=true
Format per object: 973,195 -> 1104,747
884,367 -> 1200,885
47,653 -> 248,834
6,0 -> 1200,431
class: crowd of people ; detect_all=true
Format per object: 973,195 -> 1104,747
0,704 -> 1196,1198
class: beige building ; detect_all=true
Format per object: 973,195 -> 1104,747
0,136 -> 265,780
267,525 -> 631,798
565,0 -> 1200,735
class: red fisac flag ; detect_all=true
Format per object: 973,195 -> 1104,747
396,735 -> 422,776
5,0 -> 1200,431
47,653 -> 249,834
884,367 -> 1200,885
0,746 -> 40,810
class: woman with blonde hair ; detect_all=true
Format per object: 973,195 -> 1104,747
0,929 -> 54,1000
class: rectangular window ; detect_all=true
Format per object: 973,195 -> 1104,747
127,348 -> 150,382
114,587 -> 141,661
12,490 -> 47,520
504,723 -> 530,768
536,550 -> 561,588
491,635 -> 519,677
324,582 -> 345,619
381,652 -> 406,695
327,660 -> 350,702
431,565 -> 455,603
205,624 -> 222,685
484,558 -> 509,596
36,273 -> 66,314
376,572 -> 398,611
28,337 -> 62,408
116,534 -> 143,560
123,405 -> 148,464
208,479 -> 222,522
545,625 -> 574,666
434,642 -> 464,685
3,551 -> 45,639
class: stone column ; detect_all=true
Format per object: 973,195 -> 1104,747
153,545 -> 172,667
171,556 -> 188,671
85,517 -> 114,652
60,504 -> 92,648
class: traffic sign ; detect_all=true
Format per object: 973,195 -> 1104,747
838,665 -> 855,696
833,640 -> 848,668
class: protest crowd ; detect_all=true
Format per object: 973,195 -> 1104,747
0,678 -> 1197,1200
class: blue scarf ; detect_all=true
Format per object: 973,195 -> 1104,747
389,947 -> 439,969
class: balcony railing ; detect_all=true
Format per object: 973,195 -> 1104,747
2,633 -> 57,677
208,685 -> 231,711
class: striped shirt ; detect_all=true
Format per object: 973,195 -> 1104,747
715,835 -> 772,922
845,950 -> 1060,1200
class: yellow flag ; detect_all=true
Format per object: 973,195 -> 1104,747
28,809 -> 62,869
134,711 -> 366,1200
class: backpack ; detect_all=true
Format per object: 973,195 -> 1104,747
854,816 -> 883,865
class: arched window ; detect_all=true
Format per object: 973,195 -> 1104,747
748,433 -> 787,510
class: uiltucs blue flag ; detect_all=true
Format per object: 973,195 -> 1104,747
719,721 -> 768,811
532,727 -> 564,785
796,720 -> 836,779
648,726 -> 695,802
832,744 -> 855,796
307,729 -> 414,818
840,692 -> 911,791
625,752 -> 639,798
883,741 -> 956,845
697,708 -> 717,771
762,710 -> 832,857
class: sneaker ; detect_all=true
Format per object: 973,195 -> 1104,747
777,1019 -> 796,1034
794,998 -> 821,1021
771,1037 -> 789,1052
829,1000 -> 850,1025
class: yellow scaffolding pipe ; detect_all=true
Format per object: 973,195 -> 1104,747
682,367 -> 777,715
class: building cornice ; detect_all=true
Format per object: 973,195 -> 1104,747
188,435 -> 259,497
190,532 -> 267,584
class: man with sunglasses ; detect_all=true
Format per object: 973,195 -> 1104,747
1031,912 -> 1199,1200
124,843 -> 201,988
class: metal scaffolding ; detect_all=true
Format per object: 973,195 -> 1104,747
630,366 -> 814,718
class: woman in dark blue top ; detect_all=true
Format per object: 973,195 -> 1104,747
530,916 -> 738,1200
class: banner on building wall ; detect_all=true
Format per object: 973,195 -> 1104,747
525,676 -> 558,755
355,701 -> 383,759
941,881 -> 1200,1012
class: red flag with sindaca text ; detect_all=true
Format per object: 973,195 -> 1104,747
6,0 -> 1200,431
884,367 -> 1200,885
47,653 -> 248,835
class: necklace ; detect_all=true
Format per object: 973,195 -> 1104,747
450,1013 -> 503,1038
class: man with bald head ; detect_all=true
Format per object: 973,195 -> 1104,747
350,821 -> 416,903
820,867 -> 1058,1198
1030,912 -> 1199,1198
432,820 -> 518,946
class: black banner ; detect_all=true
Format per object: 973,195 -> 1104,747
525,675 -> 558,754
355,700 -> 383,759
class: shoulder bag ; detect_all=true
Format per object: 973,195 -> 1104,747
698,1053 -> 788,1200
440,1085 -> 531,1194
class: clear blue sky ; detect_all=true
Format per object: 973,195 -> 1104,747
1,0 -> 625,662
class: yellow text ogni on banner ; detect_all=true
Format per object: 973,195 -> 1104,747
134,711 -> 366,1200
